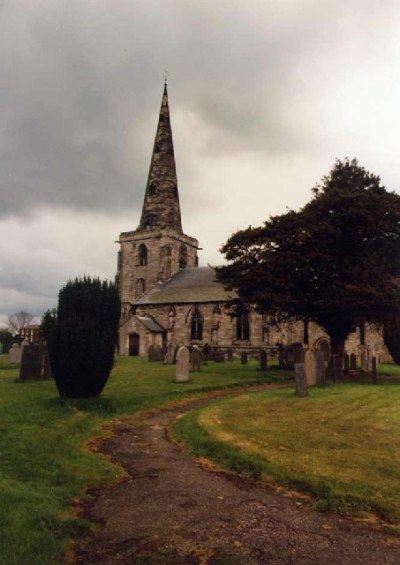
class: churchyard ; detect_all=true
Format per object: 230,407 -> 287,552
1,353 -> 400,563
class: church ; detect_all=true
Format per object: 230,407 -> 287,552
116,84 -> 391,364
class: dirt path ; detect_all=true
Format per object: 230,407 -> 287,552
75,385 -> 400,564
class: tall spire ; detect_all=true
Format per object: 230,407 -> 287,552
138,83 -> 183,232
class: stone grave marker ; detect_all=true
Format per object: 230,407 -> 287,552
304,350 -> 316,385
294,363 -> 308,397
148,345 -> 157,362
164,343 -> 175,364
154,345 -> 163,362
175,346 -> 190,382
293,346 -> 305,364
315,350 -> 326,386
350,353 -> 357,370
259,349 -> 268,371
9,343 -> 21,364
190,347 -> 203,372
20,342 -> 44,380
227,347 -> 233,362
240,351 -> 248,365
214,349 -> 225,363
371,356 -> 378,384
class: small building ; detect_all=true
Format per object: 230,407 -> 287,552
19,324 -> 40,343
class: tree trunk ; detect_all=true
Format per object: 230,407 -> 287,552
330,336 -> 345,383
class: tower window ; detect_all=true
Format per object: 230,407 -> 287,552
236,307 -> 250,341
136,278 -> 146,297
139,244 -> 148,266
179,244 -> 187,269
191,307 -> 203,341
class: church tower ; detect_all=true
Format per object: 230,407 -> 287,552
117,83 -> 199,315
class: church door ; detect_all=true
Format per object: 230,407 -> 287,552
129,333 -> 140,356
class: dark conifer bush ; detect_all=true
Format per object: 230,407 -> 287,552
48,277 -> 120,398
383,319 -> 400,365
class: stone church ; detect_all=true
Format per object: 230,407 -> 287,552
116,84 -> 391,364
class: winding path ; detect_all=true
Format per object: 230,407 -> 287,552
76,385 -> 400,564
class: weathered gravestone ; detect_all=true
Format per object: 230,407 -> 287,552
259,349 -> 268,371
304,350 -> 316,385
350,353 -> 357,370
20,342 -> 45,380
371,356 -> 378,384
175,346 -> 190,382
294,363 -> 308,397
293,346 -> 305,364
332,354 -> 341,382
164,343 -> 175,364
343,353 -> 350,371
203,343 -> 210,363
154,345 -> 163,362
190,347 -> 203,372
214,349 -> 225,363
240,351 -> 248,365
9,343 -> 21,364
227,347 -> 233,362
148,345 -> 157,362
315,350 -> 326,386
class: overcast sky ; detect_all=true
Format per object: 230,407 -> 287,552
1,0 -> 400,324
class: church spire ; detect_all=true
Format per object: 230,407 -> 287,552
138,83 -> 183,233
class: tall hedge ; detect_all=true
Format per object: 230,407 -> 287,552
48,277 -> 120,398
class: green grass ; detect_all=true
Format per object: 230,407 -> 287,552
173,381 -> 400,524
0,355 -> 282,565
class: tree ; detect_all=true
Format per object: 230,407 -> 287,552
6,311 -> 34,335
383,319 -> 400,365
48,277 -> 120,398
217,159 -> 400,372
0,329 -> 13,353
39,308 -> 57,341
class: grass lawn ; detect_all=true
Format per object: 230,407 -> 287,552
173,378 -> 400,526
0,355 -> 281,565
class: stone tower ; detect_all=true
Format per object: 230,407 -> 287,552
117,83 -> 199,315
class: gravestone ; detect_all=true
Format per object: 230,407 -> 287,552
148,345 -> 157,362
203,343 -> 210,363
154,345 -> 163,362
350,353 -> 357,370
164,343 -> 175,364
304,350 -> 316,385
315,350 -> 326,386
332,354 -> 341,382
240,351 -> 248,365
214,349 -> 225,363
190,347 -> 203,372
294,363 -> 308,397
175,346 -> 190,382
371,356 -> 378,384
9,343 -> 21,364
227,348 -> 233,362
20,342 -> 44,380
259,349 -> 267,371
293,346 -> 305,364
343,353 -> 350,371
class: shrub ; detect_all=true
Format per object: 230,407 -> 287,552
48,277 -> 120,398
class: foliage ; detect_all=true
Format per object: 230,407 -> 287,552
383,318 -> 400,365
173,383 -> 400,523
0,355 -> 280,564
0,328 -> 13,353
217,159 -> 400,357
6,311 -> 34,335
48,277 -> 120,398
39,308 -> 58,341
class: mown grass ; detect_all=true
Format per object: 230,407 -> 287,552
0,355 -> 282,565
173,379 -> 400,525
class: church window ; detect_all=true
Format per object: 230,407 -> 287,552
191,307 -> 203,341
213,304 -> 221,314
236,308 -> 250,341
139,244 -> 148,266
179,245 -> 187,269
136,278 -> 146,296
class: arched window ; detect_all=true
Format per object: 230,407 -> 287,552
136,278 -> 146,297
179,244 -> 187,269
139,244 -> 148,266
191,307 -> 203,341
236,308 -> 250,341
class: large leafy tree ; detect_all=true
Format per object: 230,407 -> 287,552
217,159 -> 400,366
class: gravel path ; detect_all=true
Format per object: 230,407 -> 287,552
75,385 -> 400,564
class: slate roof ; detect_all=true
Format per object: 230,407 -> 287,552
136,316 -> 166,332
134,266 -> 236,305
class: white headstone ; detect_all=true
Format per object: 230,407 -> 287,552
9,343 -> 21,364
175,346 -> 190,382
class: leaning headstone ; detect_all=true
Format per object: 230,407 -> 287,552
240,351 -> 248,365
190,347 -> 203,372
164,343 -> 175,364
371,356 -> 378,384
259,349 -> 268,371
294,363 -> 308,397
20,342 -> 44,380
148,345 -> 157,362
350,353 -> 357,370
332,354 -> 341,383
227,347 -> 233,362
9,343 -> 21,364
214,349 -> 225,363
175,346 -> 190,382
304,350 -> 316,385
343,353 -> 350,371
315,350 -> 326,386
